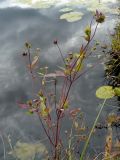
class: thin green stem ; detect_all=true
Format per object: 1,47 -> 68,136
80,99 -> 106,160
27,48 -> 32,74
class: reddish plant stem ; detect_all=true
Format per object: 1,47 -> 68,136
55,112 -> 61,146
54,22 -> 99,151
54,79 -> 57,111
54,78 -> 70,153
56,81 -> 73,141
59,77 -> 68,107
54,80 -> 73,159
70,23 -> 99,76
54,112 -> 61,159
74,55 -> 105,82
26,49 -> 54,144
40,81 -> 53,122
27,48 -> 33,74
83,23 -> 99,53
56,43 -> 66,65
38,114 -> 55,147
90,16 -> 94,28
61,81 -> 73,109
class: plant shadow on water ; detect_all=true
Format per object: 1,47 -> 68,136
0,0 -> 119,160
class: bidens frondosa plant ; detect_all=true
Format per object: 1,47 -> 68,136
16,10 -> 109,160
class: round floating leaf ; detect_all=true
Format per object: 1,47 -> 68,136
6,0 -> 118,15
96,86 -> 115,99
114,87 -> 120,96
8,141 -> 47,160
66,0 -> 86,6
86,1 -> 117,14
17,0 -> 56,8
59,8 -> 73,12
33,2 -> 52,9
16,0 -> 32,5
60,11 -> 83,22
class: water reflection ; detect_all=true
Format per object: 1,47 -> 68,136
0,1 -> 118,159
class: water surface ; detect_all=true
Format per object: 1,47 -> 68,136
0,0 -> 119,159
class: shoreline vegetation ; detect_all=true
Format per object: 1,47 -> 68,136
105,22 -> 120,88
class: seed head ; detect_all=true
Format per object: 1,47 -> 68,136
53,39 -> 58,45
95,10 -> 105,23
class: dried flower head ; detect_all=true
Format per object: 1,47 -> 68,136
22,52 -> 27,56
53,39 -> 58,45
95,10 -> 105,23
25,42 -> 32,48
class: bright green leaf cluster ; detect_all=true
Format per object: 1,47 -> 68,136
96,86 -> 120,99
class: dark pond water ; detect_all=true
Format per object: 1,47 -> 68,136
0,0 -> 119,159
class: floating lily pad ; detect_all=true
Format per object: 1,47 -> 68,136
59,8 -> 73,12
17,0 -> 56,8
66,0 -> 86,6
9,141 -> 47,160
86,1 -> 117,14
33,0 -> 56,9
114,87 -> 120,96
13,0 -> 118,20
16,0 -> 32,5
33,2 -> 52,9
96,86 -> 115,99
60,11 -> 83,22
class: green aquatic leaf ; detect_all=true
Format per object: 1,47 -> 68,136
33,0 -> 57,9
86,1 -> 117,14
114,87 -> 120,96
60,11 -> 83,22
75,57 -> 83,72
63,100 -> 69,109
33,1 -> 52,9
15,0 -> 118,17
17,0 -> 56,8
59,8 -> 73,12
66,0 -> 86,7
96,86 -> 115,99
84,26 -> 91,36
73,53 -> 80,58
17,0 -> 32,5
9,141 -> 47,160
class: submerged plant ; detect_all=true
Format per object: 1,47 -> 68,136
8,141 -> 47,160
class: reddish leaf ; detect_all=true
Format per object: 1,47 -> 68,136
69,108 -> 81,117
18,103 -> 29,109
28,55 -> 39,69
55,71 -> 65,77
45,71 -> 65,78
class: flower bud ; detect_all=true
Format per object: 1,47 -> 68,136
53,39 -> 58,45
95,10 -> 105,23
